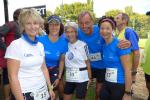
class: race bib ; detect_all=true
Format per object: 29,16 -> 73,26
88,53 -> 101,61
66,68 -> 80,81
105,68 -> 117,83
33,85 -> 49,100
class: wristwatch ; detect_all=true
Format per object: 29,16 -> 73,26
124,91 -> 132,96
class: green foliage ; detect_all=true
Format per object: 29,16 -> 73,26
105,9 -> 122,17
54,2 -> 94,22
105,6 -> 150,38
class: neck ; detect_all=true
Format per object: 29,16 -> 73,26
28,35 -> 35,41
105,36 -> 113,44
48,33 -> 59,42
70,39 -> 77,44
117,24 -> 126,33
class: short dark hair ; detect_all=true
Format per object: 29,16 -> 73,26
98,16 -> 116,30
13,9 -> 22,21
121,13 -> 130,25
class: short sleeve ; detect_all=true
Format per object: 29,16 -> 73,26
5,40 -> 21,61
61,41 -> 68,55
117,47 -> 131,57
125,28 -> 139,51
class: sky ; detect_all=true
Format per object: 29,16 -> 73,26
0,0 -> 150,25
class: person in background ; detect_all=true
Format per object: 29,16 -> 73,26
63,22 -> 92,100
77,11 -> 131,100
5,8 -> 55,100
0,8 -> 22,100
38,15 -> 67,100
98,16 -> 132,100
141,37 -> 150,100
115,13 -> 140,84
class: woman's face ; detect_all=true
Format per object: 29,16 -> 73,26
100,21 -> 113,40
65,27 -> 77,43
24,17 -> 40,37
49,21 -> 60,35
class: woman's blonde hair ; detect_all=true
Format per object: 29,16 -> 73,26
18,8 -> 44,33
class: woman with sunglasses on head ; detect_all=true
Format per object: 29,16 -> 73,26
98,16 -> 132,100
38,15 -> 67,100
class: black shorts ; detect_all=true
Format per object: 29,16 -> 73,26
91,68 -> 106,83
2,68 -> 9,85
100,82 -> 125,100
64,81 -> 88,99
145,73 -> 150,83
48,67 -> 59,84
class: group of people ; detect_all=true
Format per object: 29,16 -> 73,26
0,7 -> 147,100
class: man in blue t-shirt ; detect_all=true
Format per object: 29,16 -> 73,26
77,11 -> 131,100
115,13 -> 140,83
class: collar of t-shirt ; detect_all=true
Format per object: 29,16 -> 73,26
22,33 -> 38,45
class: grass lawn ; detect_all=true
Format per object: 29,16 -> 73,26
139,38 -> 147,49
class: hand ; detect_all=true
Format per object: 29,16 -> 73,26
87,79 -> 92,89
122,94 -> 131,100
118,39 -> 131,49
49,90 -> 55,100
53,79 -> 60,88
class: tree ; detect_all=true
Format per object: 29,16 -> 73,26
104,7 -> 150,38
105,9 -> 122,17
54,2 -> 94,22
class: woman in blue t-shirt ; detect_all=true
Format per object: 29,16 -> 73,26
38,15 -> 67,100
98,16 -> 132,100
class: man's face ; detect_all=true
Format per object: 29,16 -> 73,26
78,14 -> 93,35
115,14 -> 123,27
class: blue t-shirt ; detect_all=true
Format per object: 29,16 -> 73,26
78,25 -> 105,69
38,35 -> 68,68
125,28 -> 139,51
102,38 -> 131,83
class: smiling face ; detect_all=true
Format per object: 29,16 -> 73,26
49,21 -> 60,36
100,21 -> 113,41
65,27 -> 77,43
115,14 -> 124,27
78,14 -> 93,35
24,16 -> 40,37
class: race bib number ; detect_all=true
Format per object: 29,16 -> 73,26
33,85 -> 49,100
105,68 -> 117,83
66,68 -> 80,81
88,53 -> 101,61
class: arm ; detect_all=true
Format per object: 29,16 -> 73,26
85,60 -> 92,80
7,59 -> 24,100
120,55 -> 132,99
41,60 -> 55,99
132,50 -> 140,70
53,54 -> 65,87
58,54 -> 65,80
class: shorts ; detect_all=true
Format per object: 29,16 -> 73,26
48,67 -> 59,84
91,68 -> 106,83
3,68 -> 9,85
64,81 -> 88,99
100,82 -> 125,100
145,73 -> 150,83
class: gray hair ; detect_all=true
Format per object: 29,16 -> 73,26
65,22 -> 78,33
